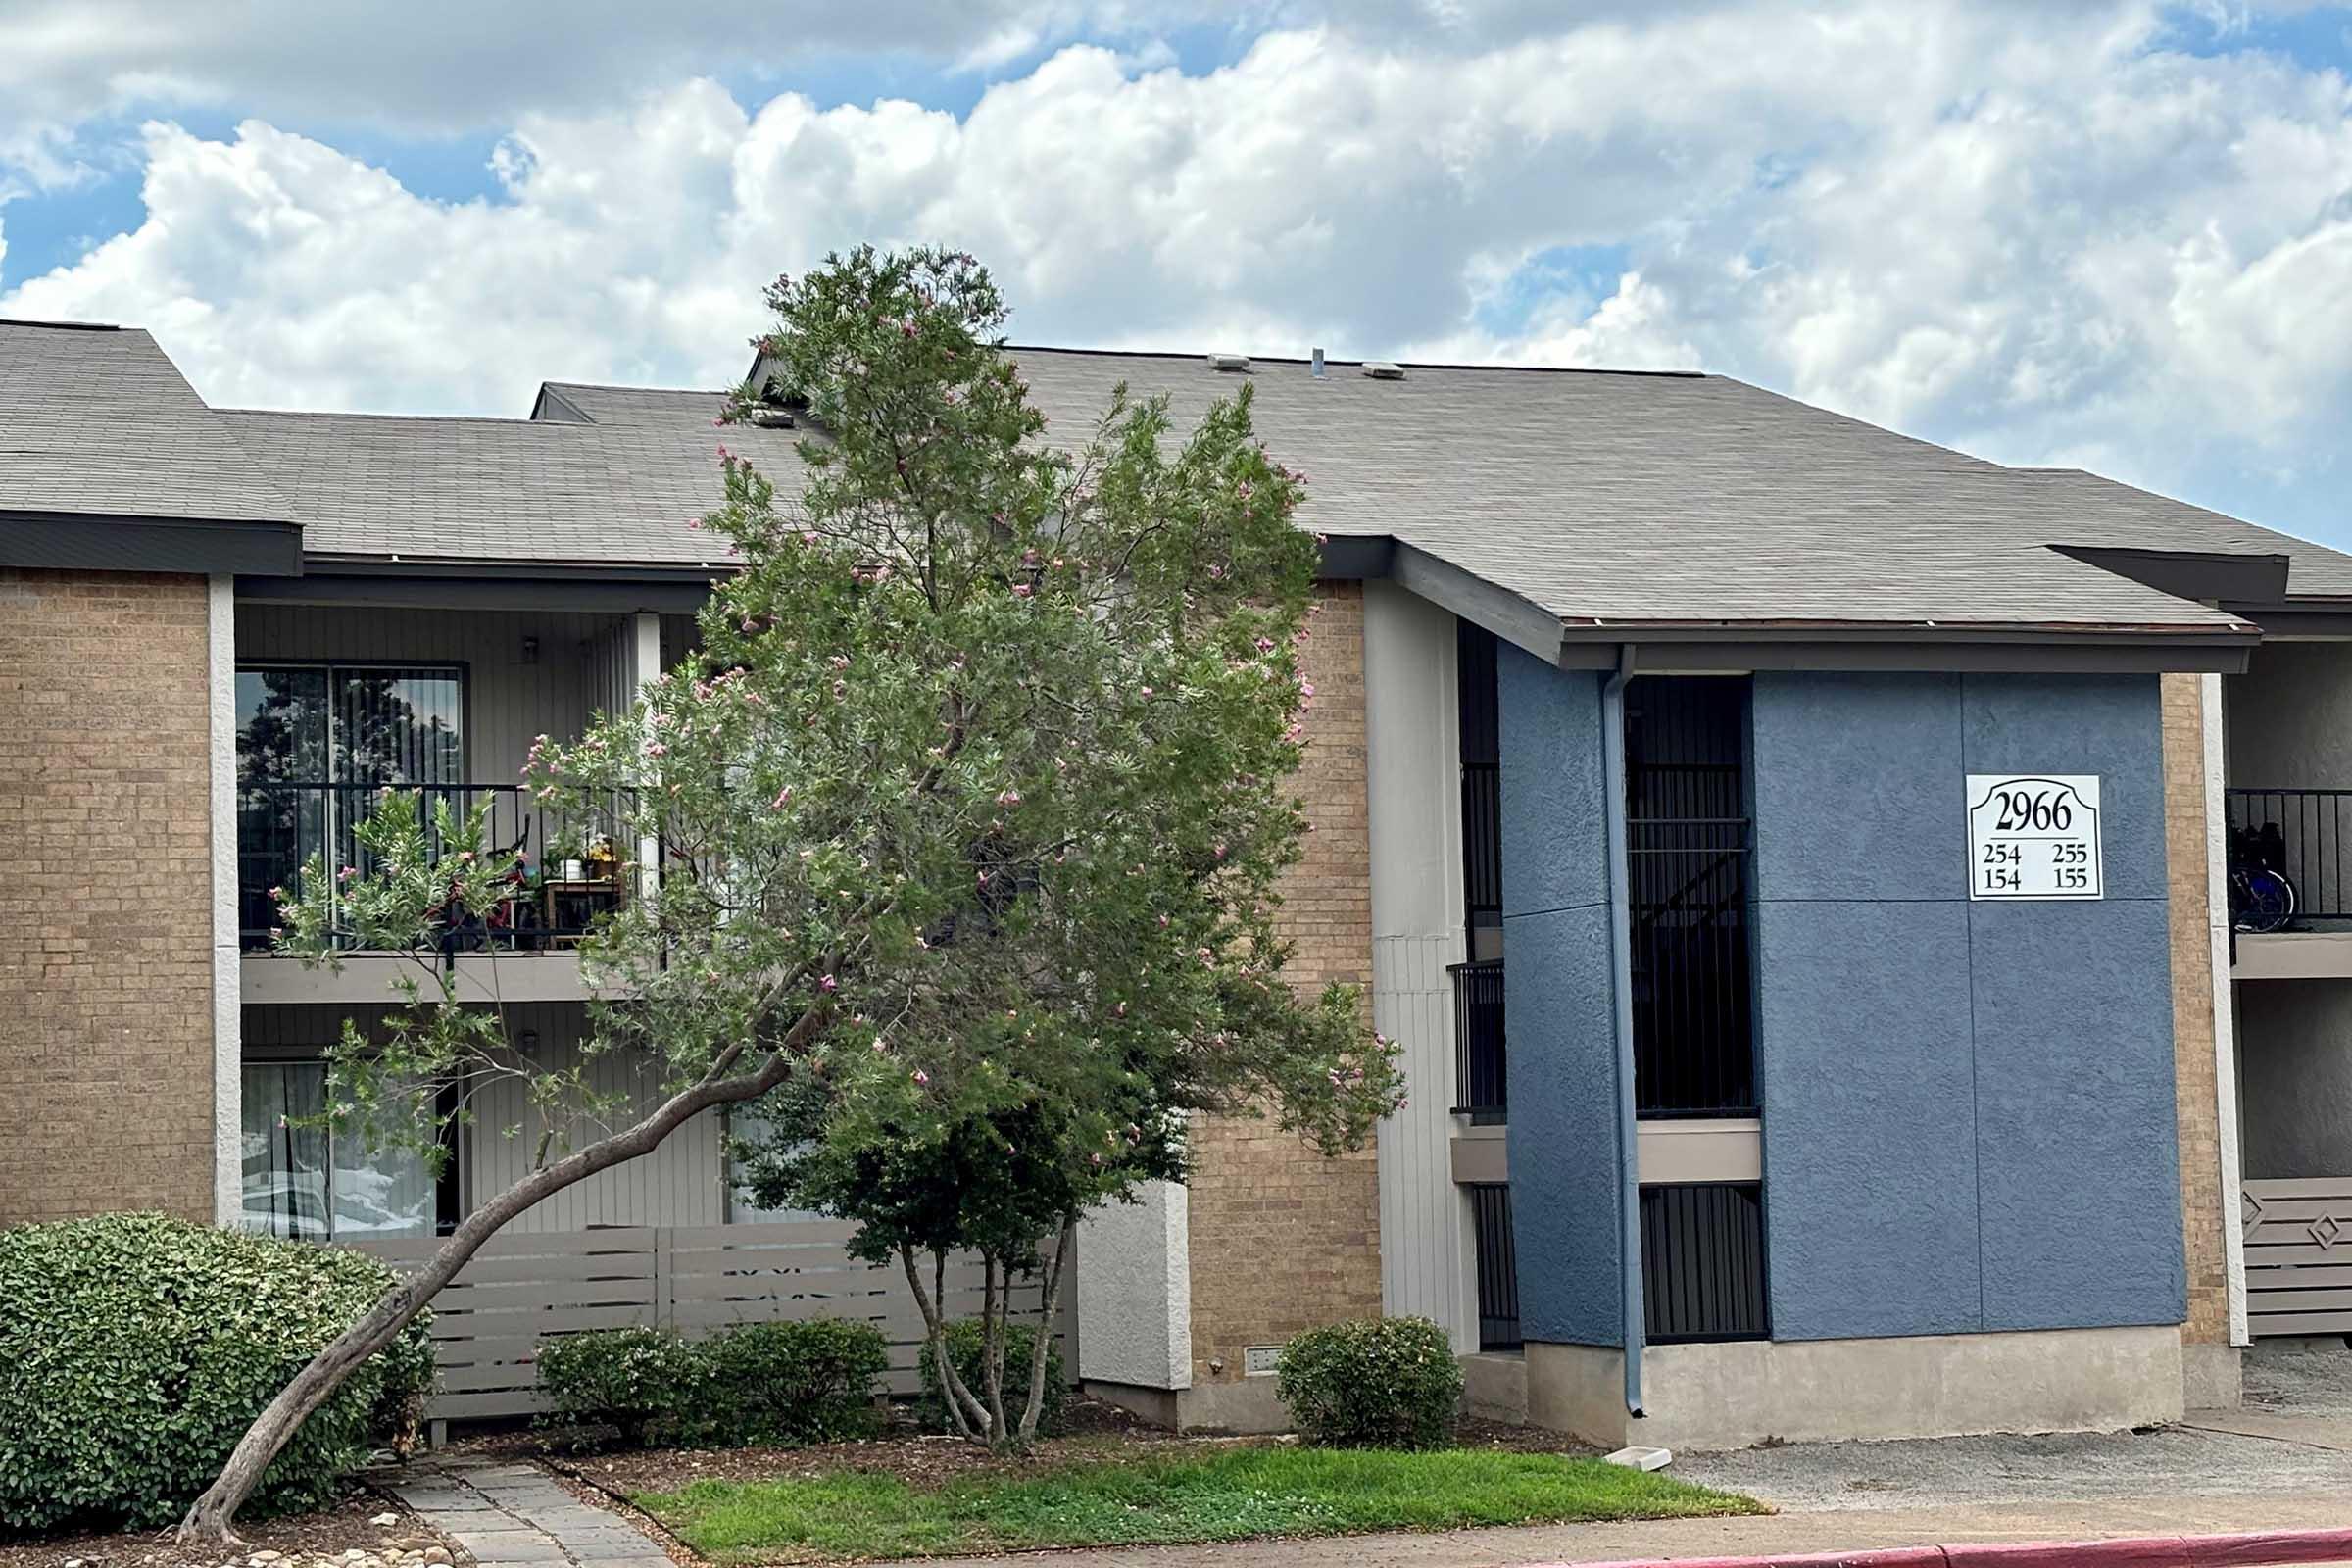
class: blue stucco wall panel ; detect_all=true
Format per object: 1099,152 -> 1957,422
1749,669 -> 2180,1344
1755,897 -> 1983,1341
1503,902 -> 1622,1347
1494,647 -> 1622,1348
1496,644 -> 1606,920
1969,895 -> 2185,1331
1750,672 -> 1966,903
1959,674 -> 2167,903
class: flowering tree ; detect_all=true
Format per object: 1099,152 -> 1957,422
179,244 -> 1400,1541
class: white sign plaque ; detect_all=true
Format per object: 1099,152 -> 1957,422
1967,774 -> 2102,900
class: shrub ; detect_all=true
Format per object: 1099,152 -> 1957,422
0,1211 -> 435,1533
692,1319 -> 889,1445
917,1318 -> 1067,1436
1275,1316 -> 1461,1448
535,1326 -> 700,1446
536,1318 -> 888,1447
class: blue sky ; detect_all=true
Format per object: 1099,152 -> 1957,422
3,1 -> 2349,551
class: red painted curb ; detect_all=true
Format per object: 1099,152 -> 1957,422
1555,1526 -> 2352,1568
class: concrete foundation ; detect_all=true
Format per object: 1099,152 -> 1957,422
1083,1376 -> 1291,1433
1526,1325 -> 2185,1451
1461,1350 -> 1529,1424
2182,1342 -> 2244,1410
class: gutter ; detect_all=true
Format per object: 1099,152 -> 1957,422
1598,642 -> 1645,1417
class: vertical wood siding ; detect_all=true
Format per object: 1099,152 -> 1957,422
235,604 -> 625,790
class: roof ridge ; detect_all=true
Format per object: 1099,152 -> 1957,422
0,317 -> 125,332
998,342 -> 1709,378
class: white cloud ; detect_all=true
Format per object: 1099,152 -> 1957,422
3,1 -> 2350,541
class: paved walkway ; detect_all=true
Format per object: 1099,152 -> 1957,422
381,1458 -> 674,1568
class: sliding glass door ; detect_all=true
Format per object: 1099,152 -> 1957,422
235,664 -> 464,942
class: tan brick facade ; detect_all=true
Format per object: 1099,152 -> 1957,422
2161,672 -> 2231,1348
0,569 -> 218,1225
1184,580 -> 1383,1385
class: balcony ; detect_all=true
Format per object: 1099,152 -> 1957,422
1450,957 -> 1506,1121
239,782 -> 632,1004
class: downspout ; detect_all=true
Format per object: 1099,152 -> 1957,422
1599,643 -> 1645,1418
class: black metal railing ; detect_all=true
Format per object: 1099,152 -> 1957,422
1450,958 -> 1506,1119
1468,1183 -> 1522,1351
2226,789 -> 2352,922
238,782 -> 631,952
1641,1181 -> 1768,1343
1462,760 -> 1502,927
1629,810 -> 1757,1117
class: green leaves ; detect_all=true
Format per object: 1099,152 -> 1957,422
1275,1317 -> 1464,1450
536,1321 -> 889,1448
0,1213 -> 433,1531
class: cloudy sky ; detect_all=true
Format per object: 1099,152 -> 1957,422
2,2 -> 2349,546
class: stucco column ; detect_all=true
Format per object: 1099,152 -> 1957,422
210,574 -> 243,1225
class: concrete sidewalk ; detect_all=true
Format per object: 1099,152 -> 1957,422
877,1494 -> 2352,1568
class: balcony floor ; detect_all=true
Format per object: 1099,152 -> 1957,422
242,951 -> 596,1005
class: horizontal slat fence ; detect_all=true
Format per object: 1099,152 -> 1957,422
354,1224 -> 1070,1423
2242,1177 -> 2352,1336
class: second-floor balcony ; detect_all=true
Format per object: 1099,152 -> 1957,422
1450,957 -> 1506,1121
237,781 -> 633,954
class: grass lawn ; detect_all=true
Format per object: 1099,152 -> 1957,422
636,1444 -> 1764,1563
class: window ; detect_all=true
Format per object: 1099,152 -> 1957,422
239,1062 -> 436,1242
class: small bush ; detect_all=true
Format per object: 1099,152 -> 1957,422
0,1211 -> 435,1533
1275,1316 -> 1461,1448
693,1320 -> 889,1445
537,1318 -> 887,1448
536,1326 -> 700,1446
917,1318 -> 1067,1435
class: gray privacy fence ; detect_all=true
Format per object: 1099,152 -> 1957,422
2242,1176 -> 2352,1337
353,1222 -> 1074,1424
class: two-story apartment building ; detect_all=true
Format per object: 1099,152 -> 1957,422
6,315 -> 2347,1448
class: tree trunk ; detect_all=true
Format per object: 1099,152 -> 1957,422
980,1252 -> 1007,1446
1015,1215 -> 1077,1444
178,1017 -> 819,1546
901,1243 -> 990,1435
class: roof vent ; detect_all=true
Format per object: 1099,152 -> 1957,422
1311,347 -> 1326,379
1362,361 -> 1405,380
1206,352 -> 1250,372
751,408 -> 797,428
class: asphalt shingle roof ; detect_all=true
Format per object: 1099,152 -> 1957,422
16,321 -> 2342,639
0,320 -> 295,524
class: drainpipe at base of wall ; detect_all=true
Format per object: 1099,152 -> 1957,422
1600,643 -> 1645,1419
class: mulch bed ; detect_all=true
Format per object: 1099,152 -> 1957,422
448,1397 -> 1600,1501
0,1489 -> 449,1568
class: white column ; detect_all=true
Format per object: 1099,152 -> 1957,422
1075,1181 -> 1193,1389
2203,671 -> 2250,1346
209,575 -> 243,1226
1362,580 -> 1478,1351
632,612 -> 664,902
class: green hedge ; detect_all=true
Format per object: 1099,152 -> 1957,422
1275,1316 -> 1461,1448
537,1319 -> 888,1447
916,1318 -> 1066,1436
0,1212 -> 435,1532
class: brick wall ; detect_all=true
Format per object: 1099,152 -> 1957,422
0,569 -> 218,1224
1183,581 -> 1384,1384
2161,672 -> 2231,1347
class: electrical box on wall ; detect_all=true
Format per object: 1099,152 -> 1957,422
1242,1345 -> 1283,1376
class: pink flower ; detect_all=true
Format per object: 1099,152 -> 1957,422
1012,582 -> 1034,599
802,531 -> 819,545
819,974 -> 838,993
268,886 -> 285,901
996,789 -> 1021,807
337,866 -> 358,883
1299,683 -> 1316,699
911,1068 -> 930,1085
770,786 -> 792,810
644,742 -> 668,757
1140,686 -> 1153,699
873,1038 -> 890,1054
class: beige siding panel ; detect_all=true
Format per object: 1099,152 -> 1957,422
2242,1175 -> 2352,1336
464,1004 -> 726,1233
235,604 -> 626,789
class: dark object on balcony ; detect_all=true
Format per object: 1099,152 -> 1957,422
2226,790 -> 2342,924
1468,1183 -> 1522,1351
1450,958 -> 1506,1119
1641,1181 -> 1768,1343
